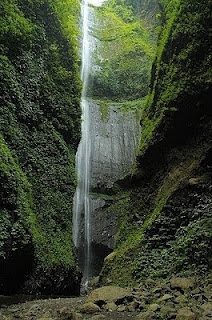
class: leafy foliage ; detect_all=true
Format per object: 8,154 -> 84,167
88,0 -> 159,101
139,0 -> 212,154
100,0 -> 212,287
0,134 -> 34,259
0,0 -> 81,294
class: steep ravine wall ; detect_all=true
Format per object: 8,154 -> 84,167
76,101 -> 141,277
89,102 -> 140,273
74,0 -> 156,278
1,0 -> 210,296
100,0 -> 212,286
0,0 -> 81,294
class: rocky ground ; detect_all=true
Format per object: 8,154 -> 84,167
0,277 -> 211,320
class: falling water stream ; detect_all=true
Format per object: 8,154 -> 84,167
73,0 -> 140,292
73,0 -> 100,292
73,0 -> 91,291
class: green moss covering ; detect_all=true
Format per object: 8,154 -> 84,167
139,0 -> 211,155
101,132 -> 211,286
0,134 -> 35,258
0,0 -> 81,294
88,0 -> 159,101
100,0 -> 212,287
99,101 -> 110,121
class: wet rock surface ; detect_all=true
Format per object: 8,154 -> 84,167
89,102 -> 141,190
87,286 -> 132,305
76,101 -> 141,278
0,277 -> 211,320
88,101 -> 141,251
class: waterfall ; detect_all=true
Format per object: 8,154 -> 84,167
73,0 -> 140,292
73,98 -> 91,290
72,0 -> 94,291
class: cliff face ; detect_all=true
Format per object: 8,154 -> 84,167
0,0 -> 211,295
89,0 -> 160,101
73,0 -> 162,278
88,101 -> 141,275
0,0 -> 81,294
73,0 -> 147,277
100,0 -> 212,286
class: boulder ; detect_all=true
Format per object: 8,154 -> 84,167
158,294 -> 173,302
58,308 -> 81,320
79,302 -> 100,314
160,306 -> 176,318
135,310 -> 156,320
200,303 -> 212,317
191,288 -> 201,295
200,302 -> 212,312
117,305 -> 127,312
176,307 -> 196,320
72,313 -> 83,320
133,289 -> 150,300
170,278 -> 195,291
149,304 -> 160,312
175,295 -> 188,304
58,307 -> 73,319
128,300 -> 142,312
104,302 -> 117,312
90,315 -> 106,320
87,286 -> 132,305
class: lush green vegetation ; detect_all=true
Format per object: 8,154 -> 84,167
88,0 -> 159,101
139,0 -> 212,154
100,0 -> 212,286
0,0 -> 81,294
1,0 -> 211,294
0,133 -> 35,259
101,138 -> 211,286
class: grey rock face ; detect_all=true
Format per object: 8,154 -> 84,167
89,102 -> 140,189
88,101 -> 140,250
90,196 -> 117,249
74,99 -> 140,277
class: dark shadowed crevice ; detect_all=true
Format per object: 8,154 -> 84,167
0,244 -> 34,295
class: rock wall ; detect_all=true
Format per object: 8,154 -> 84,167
100,0 -> 212,286
77,100 -> 141,276
89,102 -> 140,247
90,102 -> 140,189
0,0 -> 81,295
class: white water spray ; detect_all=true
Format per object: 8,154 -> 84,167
73,0 -> 141,293
73,0 -> 94,291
